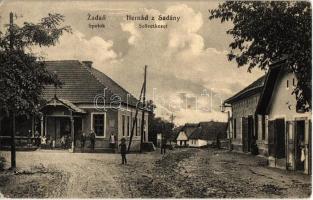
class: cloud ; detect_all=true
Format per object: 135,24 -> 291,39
35,31 -> 119,67
19,2 -> 264,126
121,22 -> 141,45
115,4 -> 264,125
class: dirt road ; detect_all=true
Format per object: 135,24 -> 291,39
0,148 -> 311,198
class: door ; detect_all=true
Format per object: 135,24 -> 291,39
242,117 -> 249,152
268,120 -> 276,157
74,117 -> 82,144
295,120 -> 305,171
247,116 -> 254,152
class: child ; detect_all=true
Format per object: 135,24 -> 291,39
119,138 -> 127,164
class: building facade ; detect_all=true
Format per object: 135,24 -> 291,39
0,60 -> 149,152
224,76 -> 267,154
175,123 -> 198,147
256,61 -> 311,174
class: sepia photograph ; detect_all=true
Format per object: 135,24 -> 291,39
0,0 -> 311,198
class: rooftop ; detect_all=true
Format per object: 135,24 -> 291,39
42,60 -> 139,106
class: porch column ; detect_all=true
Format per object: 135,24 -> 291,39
40,115 -> 44,137
70,112 -> 75,152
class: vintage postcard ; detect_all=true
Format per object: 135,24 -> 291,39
0,0 -> 311,198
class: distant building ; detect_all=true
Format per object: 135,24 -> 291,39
189,121 -> 227,147
0,60 -> 149,152
175,123 -> 198,147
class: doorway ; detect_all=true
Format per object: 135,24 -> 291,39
275,119 -> 285,159
46,117 -> 71,148
242,116 -> 253,152
295,120 -> 305,171
74,117 -> 82,144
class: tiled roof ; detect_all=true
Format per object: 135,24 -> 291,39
42,60 -> 138,106
224,75 -> 266,104
90,67 -> 138,107
189,121 -> 227,140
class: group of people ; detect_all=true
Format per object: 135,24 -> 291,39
79,130 -> 96,151
80,131 -> 128,165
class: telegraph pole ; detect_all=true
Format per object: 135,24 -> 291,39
140,65 -> 147,153
9,12 -> 16,169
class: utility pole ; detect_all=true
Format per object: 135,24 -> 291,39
140,65 -> 147,153
9,12 -> 16,169
127,83 -> 144,152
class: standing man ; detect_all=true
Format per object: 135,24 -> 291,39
90,129 -> 96,152
109,133 -> 116,153
119,138 -> 127,165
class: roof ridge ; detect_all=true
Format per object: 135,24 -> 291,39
78,61 -> 114,99
91,67 -> 138,101
224,75 -> 266,103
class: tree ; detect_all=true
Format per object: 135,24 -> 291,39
209,1 -> 311,111
0,13 -> 71,116
0,13 -> 71,168
148,113 -> 174,145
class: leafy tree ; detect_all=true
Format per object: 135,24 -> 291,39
209,1 -> 311,111
0,13 -> 71,117
148,113 -> 174,145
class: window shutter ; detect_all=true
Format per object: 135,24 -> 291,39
268,120 -> 276,157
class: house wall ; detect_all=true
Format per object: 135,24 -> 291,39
189,139 -> 208,147
231,93 -> 260,152
267,70 -> 311,173
117,106 -> 149,151
176,131 -> 188,146
76,105 -> 149,151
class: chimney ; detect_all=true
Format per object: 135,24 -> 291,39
82,61 -> 93,68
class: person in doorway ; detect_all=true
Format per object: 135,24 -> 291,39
109,133 -> 117,153
90,129 -> 96,152
299,135 -> 306,165
250,135 -> 259,155
119,137 -> 127,165
60,135 -> 66,149
80,132 -> 86,152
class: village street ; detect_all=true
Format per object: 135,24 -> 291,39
0,148 -> 311,198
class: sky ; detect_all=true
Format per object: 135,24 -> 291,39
0,0 -> 265,125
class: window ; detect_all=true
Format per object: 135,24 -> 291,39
92,114 -> 105,137
122,115 -> 125,136
233,118 -> 237,139
127,116 -> 130,136
144,119 -> 146,131
286,80 -> 289,89
137,119 -> 141,136
293,78 -> 296,87
133,118 -> 138,136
